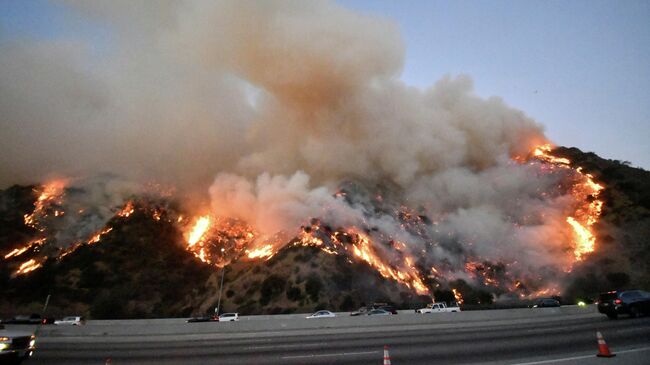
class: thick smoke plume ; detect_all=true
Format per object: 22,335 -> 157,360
1,1 -> 580,293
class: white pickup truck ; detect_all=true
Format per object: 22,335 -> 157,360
415,302 -> 461,313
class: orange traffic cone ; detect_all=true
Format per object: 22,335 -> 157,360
596,331 -> 615,357
383,345 -> 392,365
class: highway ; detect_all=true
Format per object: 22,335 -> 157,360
15,306 -> 650,364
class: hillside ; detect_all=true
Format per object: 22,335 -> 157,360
1,147 -> 649,318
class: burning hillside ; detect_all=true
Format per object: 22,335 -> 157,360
1,143 -> 603,300
1,1 -> 647,317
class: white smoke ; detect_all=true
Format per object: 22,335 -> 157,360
0,0 -> 579,292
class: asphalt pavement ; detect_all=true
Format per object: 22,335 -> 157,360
19,308 -> 650,364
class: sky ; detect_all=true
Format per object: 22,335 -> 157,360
1,0 -> 649,169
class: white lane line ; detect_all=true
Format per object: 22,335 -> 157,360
281,350 -> 379,359
507,346 -> 650,365
247,343 -> 328,350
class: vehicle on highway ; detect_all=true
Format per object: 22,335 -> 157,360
187,315 -> 218,323
54,316 -> 84,325
532,298 -> 561,308
366,308 -> 391,316
1,314 -> 53,325
0,324 -> 36,364
378,305 -> 398,314
416,302 -> 461,313
306,310 -> 336,319
598,290 -> 650,319
218,313 -> 239,322
350,307 -> 371,316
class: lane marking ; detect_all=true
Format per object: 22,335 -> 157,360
507,346 -> 650,365
247,343 -> 328,350
281,350 -> 379,359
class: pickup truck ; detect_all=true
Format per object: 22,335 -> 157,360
415,302 -> 461,313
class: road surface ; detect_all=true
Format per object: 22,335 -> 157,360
18,307 -> 650,364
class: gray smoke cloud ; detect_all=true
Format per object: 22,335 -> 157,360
1,1 -> 581,293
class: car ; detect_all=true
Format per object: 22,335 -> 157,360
0,324 -> 36,364
186,315 -> 218,323
378,305 -> 398,314
54,316 -> 84,326
1,314 -> 49,325
217,313 -> 239,322
306,310 -> 336,319
366,309 -> 391,316
598,290 -> 650,319
350,307 -> 371,316
532,298 -> 561,308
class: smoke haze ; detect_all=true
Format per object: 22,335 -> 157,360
1,1 -> 582,291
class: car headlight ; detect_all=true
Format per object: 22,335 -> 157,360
0,337 -> 10,341
29,339 -> 36,347
0,343 -> 8,351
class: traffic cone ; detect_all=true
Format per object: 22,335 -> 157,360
596,331 -> 615,357
383,345 -> 392,365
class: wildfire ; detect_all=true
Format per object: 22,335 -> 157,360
23,180 -> 67,231
188,216 -> 210,247
15,258 -> 43,275
527,143 -> 604,261
117,201 -> 135,217
246,244 -> 274,259
452,288 -> 464,305
4,238 -> 46,259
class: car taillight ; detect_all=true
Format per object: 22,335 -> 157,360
614,299 -> 622,305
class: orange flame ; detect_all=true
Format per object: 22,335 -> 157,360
188,216 -> 210,247
16,258 -> 43,275
452,288 -> 464,305
23,180 -> 67,231
528,144 -> 604,262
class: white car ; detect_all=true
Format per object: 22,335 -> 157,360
218,313 -> 239,322
0,324 -> 36,362
54,316 -> 84,325
306,310 -> 336,319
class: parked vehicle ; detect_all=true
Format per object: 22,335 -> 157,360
0,324 -> 36,364
366,309 -> 391,316
306,310 -> 336,319
218,313 -> 239,322
598,290 -> 650,319
416,302 -> 461,313
54,316 -> 84,326
532,298 -> 561,308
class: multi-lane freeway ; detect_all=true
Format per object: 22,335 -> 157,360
11,306 -> 650,364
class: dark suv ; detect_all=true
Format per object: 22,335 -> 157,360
598,290 -> 650,319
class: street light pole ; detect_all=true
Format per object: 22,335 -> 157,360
215,265 -> 226,315
215,247 -> 226,315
